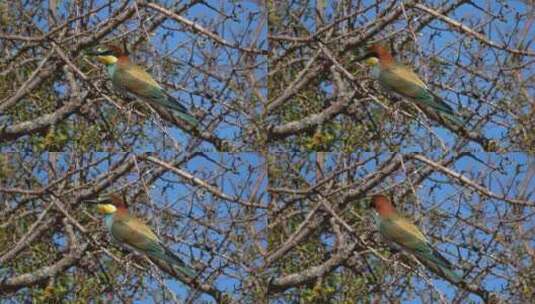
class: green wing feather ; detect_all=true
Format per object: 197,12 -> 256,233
379,64 -> 461,122
380,216 -> 461,282
112,63 -> 199,126
378,64 -> 427,98
110,215 -> 195,277
380,216 -> 429,253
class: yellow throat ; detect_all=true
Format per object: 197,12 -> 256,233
97,204 -> 117,214
96,55 -> 118,65
364,57 -> 379,66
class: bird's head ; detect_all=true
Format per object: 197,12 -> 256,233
85,193 -> 128,215
362,43 -> 392,66
370,194 -> 396,216
86,44 -> 126,65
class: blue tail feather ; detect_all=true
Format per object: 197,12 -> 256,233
163,93 -> 199,126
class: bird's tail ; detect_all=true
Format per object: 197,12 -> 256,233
417,252 -> 463,283
150,255 -> 196,278
416,90 -> 455,116
170,261 -> 196,278
173,110 -> 199,127
155,92 -> 199,126
419,90 -> 466,128
161,245 -> 197,278
438,264 -> 463,283
443,113 -> 465,127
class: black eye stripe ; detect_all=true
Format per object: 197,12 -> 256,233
363,51 -> 379,59
98,50 -> 113,56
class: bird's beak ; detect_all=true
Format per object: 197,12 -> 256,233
81,195 -> 116,213
84,50 -> 99,56
82,195 -> 110,204
85,47 -> 117,64
85,46 -> 109,56
82,196 -> 110,206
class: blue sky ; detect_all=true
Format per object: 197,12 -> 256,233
9,0 -> 533,302
81,152 -> 266,303
302,1 -> 533,152
34,0 -> 267,151
14,152 -> 533,302
269,151 -> 532,303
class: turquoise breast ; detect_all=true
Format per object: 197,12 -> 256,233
103,214 -> 114,231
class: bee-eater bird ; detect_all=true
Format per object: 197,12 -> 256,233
363,44 -> 463,126
371,194 -> 462,283
87,44 -> 198,126
94,194 -> 195,278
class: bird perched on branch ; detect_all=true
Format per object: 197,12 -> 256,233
86,43 -> 199,126
91,193 -> 195,278
371,194 -> 462,283
362,44 -> 463,126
